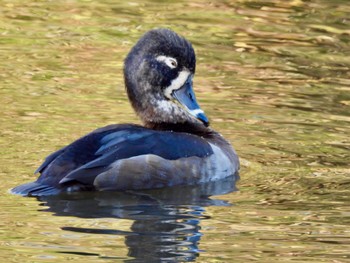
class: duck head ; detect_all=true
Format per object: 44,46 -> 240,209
124,28 -> 209,127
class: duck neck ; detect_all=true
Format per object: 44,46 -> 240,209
145,121 -> 213,136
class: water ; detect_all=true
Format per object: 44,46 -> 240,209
1,0 -> 349,262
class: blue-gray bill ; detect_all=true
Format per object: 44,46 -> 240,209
172,77 -> 209,126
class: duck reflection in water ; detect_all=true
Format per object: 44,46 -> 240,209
38,176 -> 238,262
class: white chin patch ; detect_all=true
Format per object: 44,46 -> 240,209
164,70 -> 190,99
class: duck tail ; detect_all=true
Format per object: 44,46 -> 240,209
10,181 -> 61,197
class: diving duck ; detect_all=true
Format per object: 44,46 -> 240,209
12,28 -> 239,196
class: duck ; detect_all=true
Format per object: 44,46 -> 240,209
12,28 -> 239,196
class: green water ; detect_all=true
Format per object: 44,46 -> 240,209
1,0 -> 349,262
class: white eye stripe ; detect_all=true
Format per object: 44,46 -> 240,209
156,55 -> 178,69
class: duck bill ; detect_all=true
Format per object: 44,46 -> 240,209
172,77 -> 209,126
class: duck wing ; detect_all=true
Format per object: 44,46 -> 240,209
14,124 -> 213,195
59,125 -> 213,186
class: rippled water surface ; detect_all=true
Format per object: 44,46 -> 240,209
1,0 -> 349,262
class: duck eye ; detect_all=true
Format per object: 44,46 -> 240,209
168,58 -> 178,68
156,55 -> 178,69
